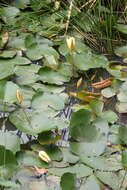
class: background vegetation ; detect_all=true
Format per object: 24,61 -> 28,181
0,0 -> 127,189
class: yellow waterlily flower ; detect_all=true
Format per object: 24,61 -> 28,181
66,37 -> 76,51
38,151 -> 51,163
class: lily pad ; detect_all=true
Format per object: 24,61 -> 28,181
116,102 -> 127,113
0,62 -> 14,80
116,24 -> 127,34
96,171 -> 120,190
0,132 -> 20,154
26,44 -> 59,60
100,111 -> 118,124
70,136 -> 106,157
60,173 -> 76,190
39,65 -> 72,85
0,50 -> 16,58
49,164 -> 93,177
72,53 -> 108,71
32,92 -> 65,111
70,109 -> 100,141
81,156 -> 122,171
31,143 -> 63,161
80,175 -> 101,190
9,109 -> 67,135
101,87 -> 116,98
119,125 -> 127,144
17,150 -> 49,168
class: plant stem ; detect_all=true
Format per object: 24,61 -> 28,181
119,170 -> 127,190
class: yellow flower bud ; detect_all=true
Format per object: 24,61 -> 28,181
66,37 -> 76,51
16,90 -> 24,104
38,151 -> 51,163
54,1 -> 60,9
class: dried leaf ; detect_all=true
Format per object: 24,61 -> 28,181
92,78 -> 114,89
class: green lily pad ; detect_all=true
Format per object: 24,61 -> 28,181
122,150 -> 127,168
115,45 -> 127,58
0,50 -> 16,58
7,36 -> 26,50
0,145 -> 17,179
26,44 -> 59,60
44,55 -> 59,70
119,125 -> 127,144
32,92 -> 65,111
0,180 -> 20,188
9,109 -> 67,135
17,150 -> 49,168
70,109 -> 100,141
117,90 -> 127,102
1,6 -> 20,23
116,24 -> 127,34
80,175 -> 101,190
100,111 -> 118,124
101,87 -> 116,98
96,171 -> 120,190
116,102 -> 127,113
31,83 -> 65,94
31,143 -> 63,161
60,173 -> 76,190
61,147 -> 79,164
49,164 -> 93,177
0,62 -> 14,80
89,100 -> 104,116
12,0 -> 30,9
38,131 -> 62,145
39,65 -> 72,85
4,81 -> 19,104
70,136 -> 106,157
14,64 -> 40,85
0,132 -> 20,154
81,156 -> 122,171
72,53 -> 108,71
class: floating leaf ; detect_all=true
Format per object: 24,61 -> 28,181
116,24 -> 127,34
0,50 -> 16,58
116,102 -> 127,113
38,131 -> 62,145
39,64 -> 72,85
0,132 -> 20,154
72,53 -> 108,71
122,150 -> 127,168
32,92 -> 65,111
60,173 -> 76,190
26,44 -> 59,60
61,147 -> 79,164
49,164 -> 93,177
100,111 -> 118,124
101,87 -> 116,98
119,125 -> 127,144
70,137 -> 106,157
9,109 -> 66,135
17,150 -> 49,168
31,143 -> 63,161
0,62 -> 14,80
80,175 -> 101,190
96,171 -> 120,190
0,180 -> 20,188
70,109 -> 100,141
81,156 -> 122,171
1,6 -> 20,22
